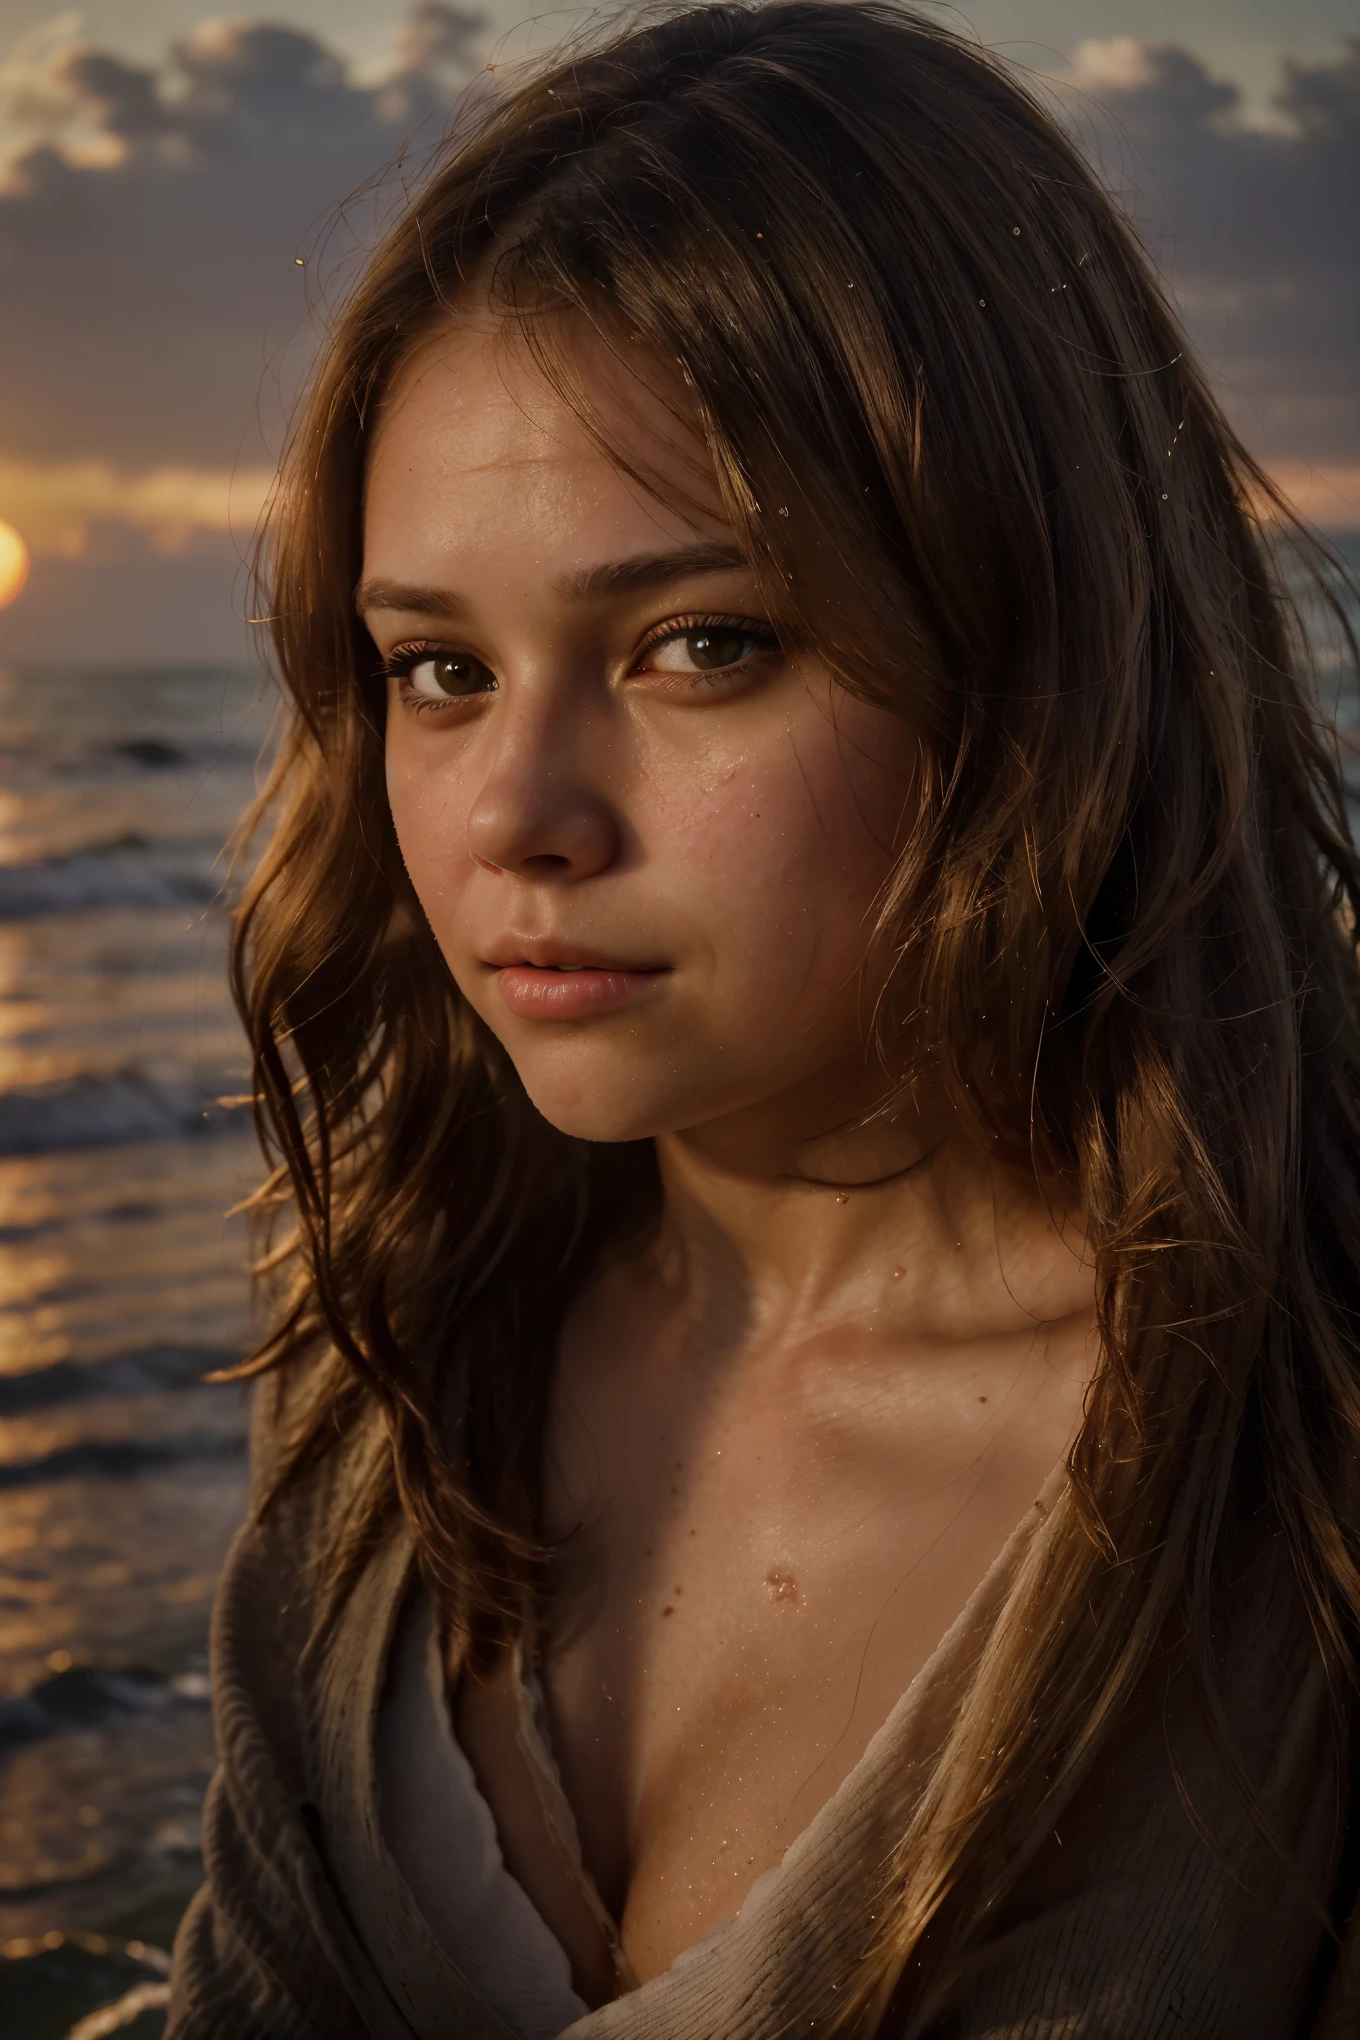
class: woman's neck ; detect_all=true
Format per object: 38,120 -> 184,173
648,1070 -> 1092,1356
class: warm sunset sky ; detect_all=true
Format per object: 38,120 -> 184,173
0,0 -> 1355,662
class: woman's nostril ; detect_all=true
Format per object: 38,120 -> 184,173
464,787 -> 619,882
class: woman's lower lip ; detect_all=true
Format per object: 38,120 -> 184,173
493,965 -> 667,1019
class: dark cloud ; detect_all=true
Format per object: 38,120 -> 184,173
0,13 -> 1355,479
1068,38 -> 1360,465
57,51 -> 174,140
0,6 -> 488,468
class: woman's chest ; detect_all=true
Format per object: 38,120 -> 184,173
540,1511 -> 950,1979
534,1345 -> 1079,1980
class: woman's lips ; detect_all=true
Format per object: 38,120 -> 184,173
493,964 -> 668,1020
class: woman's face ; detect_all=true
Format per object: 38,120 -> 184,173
364,321 -> 920,1147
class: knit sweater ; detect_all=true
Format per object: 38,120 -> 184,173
165,1373 -> 1359,2040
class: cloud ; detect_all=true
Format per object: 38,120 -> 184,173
1062,37 -> 1360,477
0,5 -> 489,485
0,456 -> 273,556
0,7 -> 1355,600
1264,463 -> 1360,530
1070,37 -> 1165,99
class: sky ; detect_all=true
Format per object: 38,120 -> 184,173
0,0 -> 1355,662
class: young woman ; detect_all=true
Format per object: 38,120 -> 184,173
167,5 -> 1360,2034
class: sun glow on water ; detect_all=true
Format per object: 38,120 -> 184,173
0,520 -> 29,610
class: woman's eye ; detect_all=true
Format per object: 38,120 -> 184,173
403,653 -> 495,700
641,625 -> 773,678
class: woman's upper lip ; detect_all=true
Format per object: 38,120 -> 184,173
483,937 -> 666,971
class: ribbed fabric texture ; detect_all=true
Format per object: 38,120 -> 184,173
165,1375 -> 1358,2040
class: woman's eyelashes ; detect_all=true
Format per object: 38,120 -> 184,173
383,614 -> 781,711
384,645 -> 497,706
632,614 -> 781,685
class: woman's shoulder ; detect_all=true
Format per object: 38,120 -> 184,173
211,1357 -> 400,1707
168,1363 -> 421,2040
923,1533 -> 1349,2039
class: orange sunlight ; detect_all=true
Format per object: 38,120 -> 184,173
0,520 -> 29,610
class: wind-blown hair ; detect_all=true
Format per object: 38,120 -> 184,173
233,2 -> 1360,2025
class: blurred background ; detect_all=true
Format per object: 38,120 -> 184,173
0,0 -> 1355,2033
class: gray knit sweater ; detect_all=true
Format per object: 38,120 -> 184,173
165,1374 -> 1359,2039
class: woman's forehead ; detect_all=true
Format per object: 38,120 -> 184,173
366,315 -> 732,577
376,313 -> 707,482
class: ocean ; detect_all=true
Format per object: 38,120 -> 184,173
0,664 -> 269,2038
0,550 -> 1356,2038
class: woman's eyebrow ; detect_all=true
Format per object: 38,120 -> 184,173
554,541 -> 749,602
355,578 -> 473,622
355,542 -> 750,621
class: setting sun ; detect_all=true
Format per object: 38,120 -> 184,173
0,520 -> 29,610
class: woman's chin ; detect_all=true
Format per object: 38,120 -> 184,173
517,1073 -> 665,1146
514,1060 -> 713,1147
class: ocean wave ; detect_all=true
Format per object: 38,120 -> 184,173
0,1663 -> 211,1753
0,1430 -> 246,1495
0,1065 -> 248,1156
0,1347 -> 242,1418
0,844 -> 220,921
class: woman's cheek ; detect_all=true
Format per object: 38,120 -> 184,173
644,750 -> 856,1012
656,705 -> 901,918
386,743 -> 478,940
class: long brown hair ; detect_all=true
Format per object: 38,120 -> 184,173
233,2 -> 1360,2024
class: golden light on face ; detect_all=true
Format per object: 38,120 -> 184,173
0,522 -> 29,611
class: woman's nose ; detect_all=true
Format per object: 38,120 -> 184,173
464,715 -> 620,880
